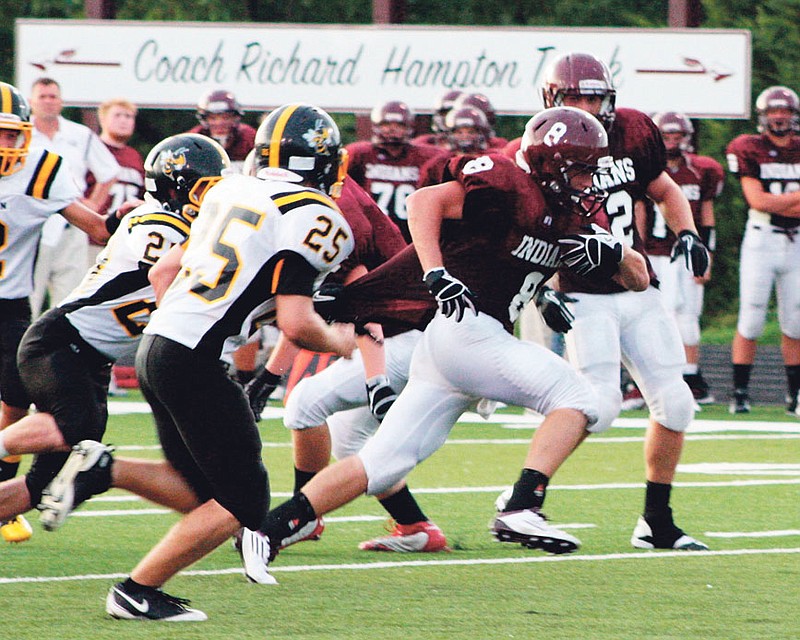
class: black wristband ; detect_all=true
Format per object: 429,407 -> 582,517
104,213 -> 121,235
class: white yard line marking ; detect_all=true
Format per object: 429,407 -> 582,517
705,530 -> 800,539
2,547 -> 798,585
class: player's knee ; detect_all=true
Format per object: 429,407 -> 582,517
586,386 -> 622,434
645,377 -> 694,432
283,380 -> 323,430
676,313 -> 701,346
737,307 -> 767,340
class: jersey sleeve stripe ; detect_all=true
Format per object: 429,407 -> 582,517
26,151 -> 62,199
127,213 -> 192,237
271,257 -> 284,293
273,190 -> 339,215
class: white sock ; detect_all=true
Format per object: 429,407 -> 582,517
683,363 -> 699,376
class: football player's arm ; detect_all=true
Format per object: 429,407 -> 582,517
60,199 -> 112,244
614,245 -> 649,292
406,180 -> 465,273
739,176 -> 800,217
696,199 -> 716,284
646,171 -> 698,235
275,295 -> 355,357
149,244 -> 185,305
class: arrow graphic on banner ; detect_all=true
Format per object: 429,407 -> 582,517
30,49 -> 121,72
636,57 -> 732,82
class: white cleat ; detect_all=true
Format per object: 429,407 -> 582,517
239,528 -> 278,584
491,509 -> 580,554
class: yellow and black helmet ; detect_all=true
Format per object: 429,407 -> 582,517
0,82 -> 33,176
253,103 -> 347,196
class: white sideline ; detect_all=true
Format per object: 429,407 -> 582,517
2,547 -> 798,585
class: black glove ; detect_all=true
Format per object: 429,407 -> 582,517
244,368 -> 282,421
535,286 -> 577,333
312,282 -> 345,322
670,230 -> 710,277
423,267 -> 478,322
365,374 -> 398,422
559,223 -> 623,280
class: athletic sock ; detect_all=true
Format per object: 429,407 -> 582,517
378,485 -> 427,525
504,468 -> 549,512
732,364 -> 752,392
785,365 -> 800,399
260,492 -> 318,543
293,467 -> 317,494
643,480 -> 673,522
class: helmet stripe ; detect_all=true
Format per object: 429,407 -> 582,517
269,104 -> 301,168
0,84 -> 11,114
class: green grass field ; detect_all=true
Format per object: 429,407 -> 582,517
3,396 -> 799,639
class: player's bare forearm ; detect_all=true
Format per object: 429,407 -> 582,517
614,246 -> 649,291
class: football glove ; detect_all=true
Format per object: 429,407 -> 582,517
559,223 -> 624,280
365,374 -> 398,422
423,267 -> 477,322
244,368 -> 281,421
312,282 -> 345,322
535,286 -> 577,333
670,230 -> 710,277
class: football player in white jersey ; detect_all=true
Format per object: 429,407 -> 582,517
44,104 -> 357,621
0,82 -> 117,543
0,134 -> 229,541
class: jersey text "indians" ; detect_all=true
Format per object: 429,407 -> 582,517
364,164 -> 421,182
510,235 -> 560,267
760,163 -> 800,180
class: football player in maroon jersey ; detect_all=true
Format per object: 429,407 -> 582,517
535,52 -> 711,551
451,92 -> 508,150
412,89 -> 464,150
726,86 -> 800,415
188,89 -> 256,171
645,112 -> 724,405
241,107 -> 650,577
347,100 -> 449,242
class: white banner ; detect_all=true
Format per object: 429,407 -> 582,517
15,20 -> 751,118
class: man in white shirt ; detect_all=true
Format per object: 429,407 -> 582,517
28,77 -> 120,317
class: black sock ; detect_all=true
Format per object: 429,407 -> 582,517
644,481 -> 673,522
293,468 -> 317,494
733,364 -> 752,391
122,577 -> 156,593
0,459 -> 19,483
786,365 -> 800,398
504,469 -> 549,512
378,485 -> 427,525
260,492 -> 317,544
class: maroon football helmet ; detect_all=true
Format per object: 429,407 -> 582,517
652,111 -> 695,158
444,106 -> 490,153
196,89 -> 244,125
452,92 -> 497,130
432,90 -> 464,134
371,100 -> 415,147
756,86 -> 799,137
518,106 -> 611,216
541,52 -> 616,130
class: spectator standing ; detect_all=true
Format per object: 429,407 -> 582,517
726,86 -> 800,414
86,98 -> 145,266
29,78 -> 120,318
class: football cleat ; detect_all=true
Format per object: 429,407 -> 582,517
684,373 -> 715,405
494,486 -> 514,512
238,528 -> 278,585
359,520 -> 449,553
277,517 -> 325,550
106,581 -> 207,621
620,384 -> 646,411
631,515 -> 708,551
491,509 -> 580,554
39,440 -> 114,531
729,388 -> 751,414
785,392 -> 799,417
1,515 -> 33,543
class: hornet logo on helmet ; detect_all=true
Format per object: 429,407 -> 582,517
302,119 -> 333,156
160,147 -> 189,178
